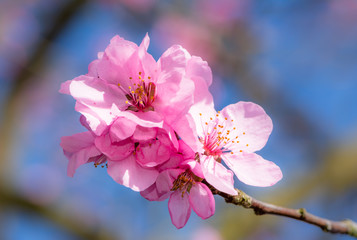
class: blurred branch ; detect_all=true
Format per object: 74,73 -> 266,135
204,181 -> 357,238
0,187 -> 117,240
0,0 -> 88,179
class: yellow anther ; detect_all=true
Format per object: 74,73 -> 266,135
237,141 -> 240,143
231,152 -> 234,154
205,122 -> 208,125
125,100 -> 129,104
210,117 -> 212,120
148,76 -> 151,79
118,83 -> 121,86
218,111 -> 221,113
240,150 -> 242,152
225,117 -> 227,120
231,119 -> 234,122
199,113 -> 202,116
233,127 -> 236,130
243,132 -> 246,135
216,114 -> 219,117
129,86 -> 132,89
246,144 -> 249,146
139,76 -> 142,79
131,91 -> 135,94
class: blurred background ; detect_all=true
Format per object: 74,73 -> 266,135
1,0 -> 357,239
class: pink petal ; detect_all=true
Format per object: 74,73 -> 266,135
59,80 -> 71,94
60,132 -> 101,177
178,139 -> 196,160
139,33 -> 150,50
186,55 -> 213,87
75,102 -> 113,136
201,155 -> 237,195
189,102 -> 216,141
189,183 -> 215,219
111,110 -> 163,129
95,134 -> 134,161
155,45 -> 195,125
132,126 -> 157,142
137,34 -> 159,79
136,139 -> 161,167
88,59 -> 100,77
107,155 -> 159,191
168,191 -> 192,229
157,153 -> 183,171
223,152 -> 282,187
97,36 -> 138,84
156,168 -> 184,195
69,75 -> 124,110
110,117 -> 137,142
79,115 -> 91,131
140,183 -> 170,201
181,160 -> 204,179
172,115 -> 201,153
221,101 -> 273,153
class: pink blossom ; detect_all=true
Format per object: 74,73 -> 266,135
59,34 -> 211,138
191,101 -> 282,192
94,111 -> 177,191
141,140 -> 215,229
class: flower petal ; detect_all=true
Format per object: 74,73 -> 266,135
156,169 -> 184,195
95,134 -> 134,161
221,101 -> 273,153
132,126 -> 157,142
168,191 -> 192,229
140,183 -> 171,201
97,36 -> 138,84
223,152 -> 282,187
107,155 -> 159,191
155,45 -> 195,125
110,117 -> 137,142
189,183 -> 215,219
60,132 -> 101,177
186,56 -> 212,86
201,155 -> 236,195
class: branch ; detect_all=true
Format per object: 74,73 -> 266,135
0,187 -> 118,240
203,181 -> 357,238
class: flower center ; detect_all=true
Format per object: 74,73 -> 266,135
117,72 -> 156,112
92,154 -> 107,168
198,112 -> 247,156
171,171 -> 196,197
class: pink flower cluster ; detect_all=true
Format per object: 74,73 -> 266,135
60,34 -> 282,228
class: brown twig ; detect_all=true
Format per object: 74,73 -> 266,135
203,181 -> 357,238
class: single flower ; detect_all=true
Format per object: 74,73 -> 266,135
141,140 -> 215,229
191,101 -> 282,193
59,34 -> 211,139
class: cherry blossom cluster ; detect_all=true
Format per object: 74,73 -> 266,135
60,34 -> 282,228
